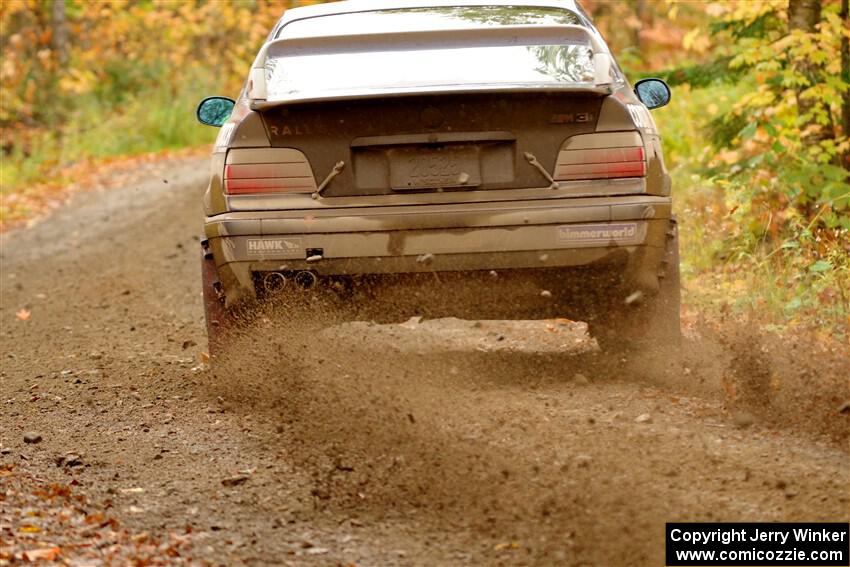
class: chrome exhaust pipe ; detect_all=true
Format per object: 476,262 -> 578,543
262,272 -> 287,293
293,270 -> 318,289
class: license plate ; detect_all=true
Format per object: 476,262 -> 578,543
390,146 -> 481,190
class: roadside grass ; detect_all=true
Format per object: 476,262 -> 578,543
657,84 -> 850,338
1,74 -> 219,224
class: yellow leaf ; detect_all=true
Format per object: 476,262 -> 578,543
494,542 -> 520,551
19,525 -> 41,533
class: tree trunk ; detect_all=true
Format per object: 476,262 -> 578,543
633,0 -> 648,50
841,0 -> 849,171
788,0 -> 831,145
51,0 -> 68,66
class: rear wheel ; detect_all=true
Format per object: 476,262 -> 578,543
591,219 -> 681,352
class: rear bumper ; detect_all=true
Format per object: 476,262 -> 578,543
204,194 -> 672,305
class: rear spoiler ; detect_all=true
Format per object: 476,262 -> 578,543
250,84 -> 612,109
247,24 -> 615,106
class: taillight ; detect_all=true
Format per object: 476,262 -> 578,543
224,148 -> 317,194
554,132 -> 646,181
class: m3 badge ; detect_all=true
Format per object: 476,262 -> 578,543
549,112 -> 594,124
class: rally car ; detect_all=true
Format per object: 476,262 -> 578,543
196,0 -> 678,352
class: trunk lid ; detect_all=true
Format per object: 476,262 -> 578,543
259,92 -> 604,197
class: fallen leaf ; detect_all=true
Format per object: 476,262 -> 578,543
84,512 -> 106,525
22,547 -> 60,561
494,541 -> 520,551
221,475 -> 249,487
16,308 -> 31,321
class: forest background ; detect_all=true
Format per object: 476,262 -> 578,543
1,0 -> 848,337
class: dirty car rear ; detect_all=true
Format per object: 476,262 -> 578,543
198,0 -> 679,349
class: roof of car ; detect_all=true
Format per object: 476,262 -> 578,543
276,0 -> 586,32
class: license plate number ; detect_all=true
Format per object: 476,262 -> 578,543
390,147 -> 481,190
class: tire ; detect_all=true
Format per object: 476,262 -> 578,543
201,245 -> 228,356
591,219 -> 681,352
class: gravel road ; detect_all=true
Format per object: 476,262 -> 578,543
1,156 -> 848,566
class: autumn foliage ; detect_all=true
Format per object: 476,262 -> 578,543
584,0 -> 849,334
1,0 -> 289,126
1,0 -> 308,210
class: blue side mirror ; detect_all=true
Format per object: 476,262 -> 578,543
634,79 -> 671,110
197,96 -> 235,127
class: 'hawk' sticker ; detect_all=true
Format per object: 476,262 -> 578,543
246,238 -> 303,256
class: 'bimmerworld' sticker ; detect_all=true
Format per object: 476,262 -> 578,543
557,223 -> 641,245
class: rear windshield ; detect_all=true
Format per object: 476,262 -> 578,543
276,6 -> 583,39
266,6 -> 595,101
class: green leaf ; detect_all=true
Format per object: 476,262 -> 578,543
808,260 -> 833,273
738,121 -> 758,140
763,122 -> 778,137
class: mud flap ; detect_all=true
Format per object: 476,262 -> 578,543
591,218 -> 681,352
201,242 -> 228,355
654,217 -> 682,340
